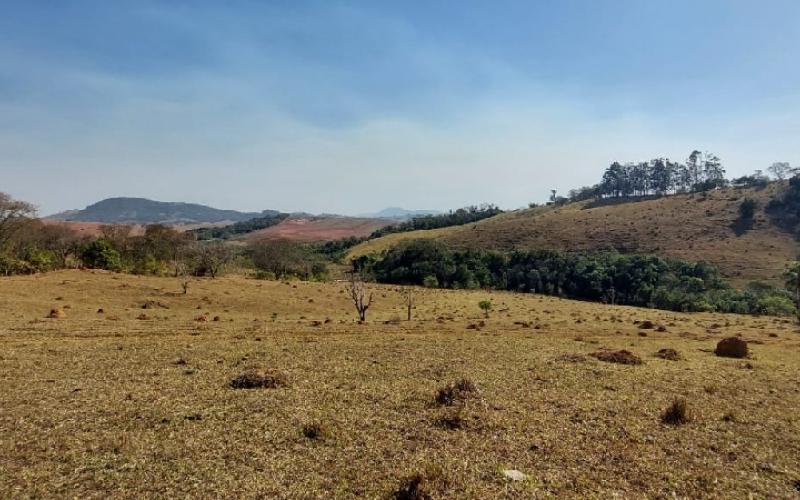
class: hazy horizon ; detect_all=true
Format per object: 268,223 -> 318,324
2,1 -> 799,216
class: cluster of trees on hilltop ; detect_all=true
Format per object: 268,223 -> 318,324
370,204 -> 503,238
563,152 -> 796,204
359,239 -> 796,316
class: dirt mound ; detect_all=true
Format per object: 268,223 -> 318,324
590,350 -> 643,365
715,337 -> 749,358
47,308 -> 66,319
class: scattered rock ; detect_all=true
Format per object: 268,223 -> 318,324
639,320 -> 655,329
715,337 -> 748,358
501,469 -> 528,482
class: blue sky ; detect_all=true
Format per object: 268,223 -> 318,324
1,1 -> 798,215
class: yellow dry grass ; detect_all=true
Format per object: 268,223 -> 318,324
347,184 -> 799,285
1,270 -> 799,498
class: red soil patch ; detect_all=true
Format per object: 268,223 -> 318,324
247,217 -> 394,242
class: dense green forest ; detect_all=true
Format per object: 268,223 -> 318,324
359,239 -> 796,316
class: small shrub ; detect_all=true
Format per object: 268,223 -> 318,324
392,467 -> 447,500
661,398 -> 691,425
639,320 -> 655,329
301,421 -> 328,441
435,378 -> 477,406
715,337 -> 749,358
229,368 -> 288,389
590,350 -> 642,365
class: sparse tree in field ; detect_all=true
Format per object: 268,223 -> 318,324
403,287 -> 414,321
478,300 -> 492,318
768,162 -> 794,180
0,192 -> 36,253
347,271 -> 374,322
195,241 -> 233,278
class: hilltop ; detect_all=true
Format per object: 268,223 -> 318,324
348,183 -> 799,285
46,197 -> 278,225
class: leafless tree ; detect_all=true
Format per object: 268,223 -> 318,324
196,241 -> 233,278
348,271 -> 374,322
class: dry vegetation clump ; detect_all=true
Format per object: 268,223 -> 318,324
639,320 -> 655,329
590,349 -> 643,365
435,409 -> 467,431
141,300 -> 169,309
392,467 -> 448,500
654,348 -> 681,361
435,378 -> 477,406
715,337 -> 749,358
229,368 -> 289,389
661,398 -> 691,425
301,421 -> 329,441
47,308 -> 66,319
557,353 -> 587,363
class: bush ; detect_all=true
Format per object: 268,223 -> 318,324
422,275 -> 439,288
80,239 -> 122,271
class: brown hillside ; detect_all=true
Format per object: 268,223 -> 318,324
246,216 -> 393,242
351,183 -> 799,285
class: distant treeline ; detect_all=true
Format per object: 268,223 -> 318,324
356,239 -> 796,316
191,213 -> 290,240
561,152 -> 794,204
370,204 -> 503,238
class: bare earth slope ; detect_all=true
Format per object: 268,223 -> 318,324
349,184 -> 798,284
0,271 -> 798,498
246,216 -> 394,242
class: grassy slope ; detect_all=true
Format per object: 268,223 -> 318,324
348,184 -> 798,285
0,270 -> 798,498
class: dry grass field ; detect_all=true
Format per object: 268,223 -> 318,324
1,270 -> 799,498
347,184 -> 799,285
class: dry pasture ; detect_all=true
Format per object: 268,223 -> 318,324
1,270 -> 799,498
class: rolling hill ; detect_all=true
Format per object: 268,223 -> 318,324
46,197 -> 278,224
348,182 -> 799,285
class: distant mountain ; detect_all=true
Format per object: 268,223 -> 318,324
360,207 -> 442,220
46,197 -> 278,224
